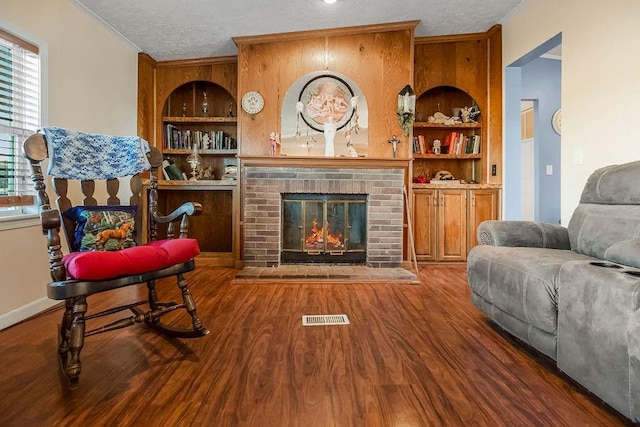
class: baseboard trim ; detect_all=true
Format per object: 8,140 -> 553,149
0,298 -> 60,331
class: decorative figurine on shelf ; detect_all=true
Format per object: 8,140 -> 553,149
346,134 -> 358,157
461,106 -> 471,123
182,102 -> 187,117
228,102 -> 234,117
388,135 -> 401,158
202,133 -> 211,150
202,92 -> 209,115
433,139 -> 441,155
324,116 -> 336,157
428,111 -> 461,126
201,166 -> 213,180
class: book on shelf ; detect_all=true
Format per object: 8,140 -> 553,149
162,159 -> 185,180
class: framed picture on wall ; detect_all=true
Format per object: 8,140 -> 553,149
298,74 -> 355,132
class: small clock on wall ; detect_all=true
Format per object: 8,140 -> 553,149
552,108 -> 562,135
241,91 -> 264,115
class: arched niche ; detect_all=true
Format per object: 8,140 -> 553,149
163,80 -> 235,117
416,85 -> 480,123
280,71 -> 368,157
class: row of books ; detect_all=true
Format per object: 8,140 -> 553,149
443,132 -> 481,155
164,124 -> 237,151
412,133 -> 481,155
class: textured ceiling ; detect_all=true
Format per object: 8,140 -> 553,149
72,0 -> 524,62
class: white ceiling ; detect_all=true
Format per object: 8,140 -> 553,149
72,0 -> 525,62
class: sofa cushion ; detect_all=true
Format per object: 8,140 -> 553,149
580,160 -> 640,205
63,238 -> 200,281
567,204 -> 640,259
468,246 -> 594,336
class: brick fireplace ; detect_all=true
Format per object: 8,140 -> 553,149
242,162 -> 406,268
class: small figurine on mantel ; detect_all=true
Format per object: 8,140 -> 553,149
346,134 -> 358,157
269,132 -> 280,156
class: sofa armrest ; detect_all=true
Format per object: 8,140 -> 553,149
477,220 -> 571,249
605,239 -> 640,269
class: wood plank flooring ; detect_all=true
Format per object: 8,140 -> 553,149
0,264 -> 631,426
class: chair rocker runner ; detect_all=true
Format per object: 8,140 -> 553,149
23,128 -> 209,385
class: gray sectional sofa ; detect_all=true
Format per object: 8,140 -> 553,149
467,160 -> 640,422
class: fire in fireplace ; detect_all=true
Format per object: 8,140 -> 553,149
281,193 -> 367,264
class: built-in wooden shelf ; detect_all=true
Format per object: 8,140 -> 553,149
413,154 -> 481,159
163,149 -> 237,156
413,122 -> 481,129
163,116 -> 237,123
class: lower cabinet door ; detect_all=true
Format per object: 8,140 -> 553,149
413,189 -> 437,262
468,189 -> 500,250
437,189 -> 467,261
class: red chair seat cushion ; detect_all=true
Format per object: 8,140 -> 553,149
63,238 -> 200,281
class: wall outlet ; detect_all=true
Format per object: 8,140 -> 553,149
491,164 -> 497,176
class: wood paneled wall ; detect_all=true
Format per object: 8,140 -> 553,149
233,21 -> 418,159
137,53 -> 156,143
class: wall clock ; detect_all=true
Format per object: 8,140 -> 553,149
552,108 -> 562,135
241,91 -> 264,114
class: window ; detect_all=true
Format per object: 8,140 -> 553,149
0,28 -> 39,215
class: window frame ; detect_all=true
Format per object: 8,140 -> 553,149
0,23 -> 45,229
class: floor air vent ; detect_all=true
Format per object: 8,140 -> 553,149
302,314 -> 350,326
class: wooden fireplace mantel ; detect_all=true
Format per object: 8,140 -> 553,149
239,156 -> 411,169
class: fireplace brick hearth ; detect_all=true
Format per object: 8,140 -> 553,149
242,166 -> 405,268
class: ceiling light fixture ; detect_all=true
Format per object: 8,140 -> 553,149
324,0 -> 337,4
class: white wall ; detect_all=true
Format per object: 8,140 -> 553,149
0,0 -> 138,328
502,0 -> 640,224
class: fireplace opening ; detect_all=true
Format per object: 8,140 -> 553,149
281,193 -> 367,264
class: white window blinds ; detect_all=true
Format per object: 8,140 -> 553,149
0,29 -> 39,208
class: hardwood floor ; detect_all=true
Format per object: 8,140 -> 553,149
0,264 -> 631,426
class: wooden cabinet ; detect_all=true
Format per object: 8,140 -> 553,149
413,187 -> 499,262
138,56 -> 241,265
409,27 -> 502,263
468,188 -> 500,250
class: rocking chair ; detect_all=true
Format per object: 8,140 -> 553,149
23,127 -> 209,385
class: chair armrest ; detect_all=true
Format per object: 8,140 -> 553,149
605,239 -> 640,269
477,220 -> 570,249
152,201 -> 203,224
40,209 -> 61,230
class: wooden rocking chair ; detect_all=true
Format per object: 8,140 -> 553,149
23,128 -> 209,385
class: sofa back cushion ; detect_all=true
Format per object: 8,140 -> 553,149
568,160 -> 640,258
568,204 -> 640,258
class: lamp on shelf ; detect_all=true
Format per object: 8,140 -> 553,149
397,85 -> 416,137
186,144 -> 202,181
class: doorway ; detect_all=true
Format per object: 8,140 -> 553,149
504,33 -> 562,223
